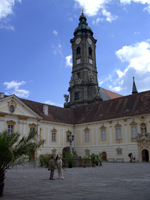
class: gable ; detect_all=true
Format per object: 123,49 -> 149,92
0,95 -> 41,119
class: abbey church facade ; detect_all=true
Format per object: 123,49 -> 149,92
0,12 -> 150,162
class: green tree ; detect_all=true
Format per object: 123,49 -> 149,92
63,152 -> 77,168
0,131 -> 44,196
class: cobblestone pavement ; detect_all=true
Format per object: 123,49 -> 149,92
2,162 -> 150,200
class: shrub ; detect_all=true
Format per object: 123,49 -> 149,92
39,153 -> 55,168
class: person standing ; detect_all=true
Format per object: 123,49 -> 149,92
49,156 -> 56,180
57,156 -> 64,180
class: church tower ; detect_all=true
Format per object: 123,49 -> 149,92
64,11 -> 102,109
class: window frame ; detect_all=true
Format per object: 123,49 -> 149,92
88,47 -> 92,56
52,132 -> 56,142
101,129 -> 106,141
116,128 -> 121,139
7,120 -> 16,134
85,150 -> 90,156
76,46 -> 81,55
8,124 -> 13,134
76,58 -> 81,64
117,149 -> 122,155
30,127 -> 35,133
131,126 -> 137,138
85,131 -> 89,142
75,92 -> 79,100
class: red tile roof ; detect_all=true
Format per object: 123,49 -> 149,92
21,99 -> 74,124
73,90 -> 150,124
2,90 -> 150,125
102,88 -> 123,99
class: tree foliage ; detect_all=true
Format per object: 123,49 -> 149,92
0,131 -> 44,184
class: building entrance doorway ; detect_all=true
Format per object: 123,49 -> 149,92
142,149 -> 149,162
102,152 -> 107,161
62,146 -> 74,157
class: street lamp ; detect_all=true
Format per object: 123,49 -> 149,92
67,132 -> 74,155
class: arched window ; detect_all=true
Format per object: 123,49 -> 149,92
77,72 -> 80,78
75,93 -> 79,100
89,47 -> 92,56
76,47 -> 81,55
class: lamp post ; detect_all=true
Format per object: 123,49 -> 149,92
67,132 -> 74,155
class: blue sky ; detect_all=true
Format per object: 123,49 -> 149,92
0,0 -> 150,107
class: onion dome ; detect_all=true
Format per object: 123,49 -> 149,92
74,12 -> 93,36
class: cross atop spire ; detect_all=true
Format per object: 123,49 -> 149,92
132,76 -> 138,94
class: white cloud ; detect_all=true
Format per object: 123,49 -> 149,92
53,30 -> 58,36
134,32 -> 140,34
74,0 -> 110,16
14,89 -> 29,98
93,18 -> 104,24
101,8 -> 118,22
0,0 -> 14,19
74,0 -> 117,22
105,40 -> 150,94
0,0 -> 22,30
99,40 -> 150,95
4,80 -> 29,98
4,80 -> 26,89
116,69 -> 125,78
116,41 -> 150,73
68,17 -> 73,22
65,55 -> 72,67
120,0 -> 150,4
120,0 -> 150,13
99,74 -> 112,86
51,43 -> 63,57
109,85 -> 122,92
74,0 -> 150,21
0,0 -> 21,19
0,24 -> 14,30
44,100 -> 63,107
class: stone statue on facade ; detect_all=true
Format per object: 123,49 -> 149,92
64,94 -> 69,104
141,124 -> 146,136
74,74 -> 82,85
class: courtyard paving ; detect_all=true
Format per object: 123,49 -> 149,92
2,162 -> 150,200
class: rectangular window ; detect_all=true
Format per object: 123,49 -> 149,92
117,150 -> 122,155
52,132 -> 56,142
131,126 -> 137,138
85,132 -> 89,142
66,134 -> 69,142
30,127 -> 35,133
76,58 -> 81,64
89,58 -> 93,64
101,130 -> 106,141
116,128 -> 121,139
85,151 -> 90,156
8,125 -> 13,134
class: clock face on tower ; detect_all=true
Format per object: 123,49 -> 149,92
75,38 -> 81,44
87,38 -> 92,45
